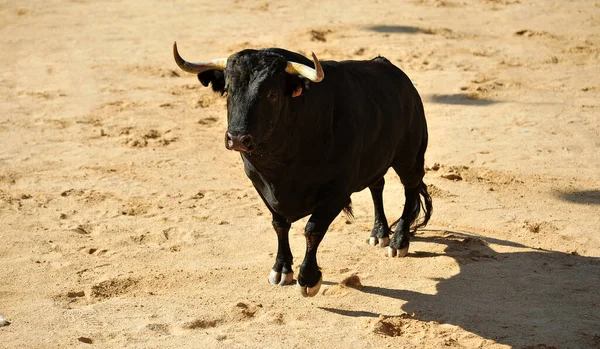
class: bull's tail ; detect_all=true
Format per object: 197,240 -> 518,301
411,181 -> 432,233
342,198 -> 354,221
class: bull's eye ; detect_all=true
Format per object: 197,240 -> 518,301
266,90 -> 278,101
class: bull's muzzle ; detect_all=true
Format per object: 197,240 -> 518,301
225,132 -> 255,153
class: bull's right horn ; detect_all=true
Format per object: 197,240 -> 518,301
173,42 -> 227,74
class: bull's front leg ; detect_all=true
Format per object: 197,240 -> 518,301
268,213 -> 294,286
297,196 -> 349,297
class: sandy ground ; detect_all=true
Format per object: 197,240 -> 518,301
1,0 -> 599,348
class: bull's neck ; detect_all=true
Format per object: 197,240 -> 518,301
241,106 -> 334,178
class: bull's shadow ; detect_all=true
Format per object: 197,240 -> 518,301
366,25 -> 423,34
429,93 -> 498,106
355,231 -> 599,348
557,189 -> 600,205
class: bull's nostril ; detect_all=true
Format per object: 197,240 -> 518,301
225,132 -> 234,149
241,135 -> 254,149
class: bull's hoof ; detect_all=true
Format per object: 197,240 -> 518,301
369,236 -> 390,248
387,244 -> 409,258
268,269 -> 294,286
296,275 -> 322,297
369,236 -> 377,246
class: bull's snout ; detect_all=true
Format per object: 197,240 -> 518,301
225,132 -> 255,152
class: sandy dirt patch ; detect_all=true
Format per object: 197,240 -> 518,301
1,0 -> 599,348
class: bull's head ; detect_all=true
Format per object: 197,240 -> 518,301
173,42 -> 323,153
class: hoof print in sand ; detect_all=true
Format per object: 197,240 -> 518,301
144,323 -> 171,336
372,315 -> 405,337
121,129 -> 178,148
53,290 -> 87,308
181,318 -> 221,330
231,301 -> 263,321
370,314 -> 432,339
89,277 -> 139,302
121,200 -> 151,216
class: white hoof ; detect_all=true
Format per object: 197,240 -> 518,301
378,236 -> 390,248
279,272 -> 294,286
387,245 -> 409,258
397,245 -> 409,257
269,270 -> 281,285
296,275 -> 323,297
269,270 -> 295,286
369,237 -> 378,246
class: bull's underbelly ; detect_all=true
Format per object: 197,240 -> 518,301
246,161 -> 394,223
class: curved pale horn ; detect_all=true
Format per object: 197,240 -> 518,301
285,52 -> 324,83
173,42 -> 227,74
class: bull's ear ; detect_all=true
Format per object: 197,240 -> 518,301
286,75 -> 309,98
292,85 -> 302,98
198,70 -> 226,95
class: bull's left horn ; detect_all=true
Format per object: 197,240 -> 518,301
285,52 -> 324,83
173,42 -> 227,74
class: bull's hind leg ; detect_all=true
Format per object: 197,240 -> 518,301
389,162 -> 432,257
388,183 -> 420,257
369,177 -> 391,247
268,213 -> 294,286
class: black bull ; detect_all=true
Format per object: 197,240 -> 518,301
174,44 -> 432,297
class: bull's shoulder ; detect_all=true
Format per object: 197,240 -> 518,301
333,57 -> 397,70
332,57 -> 406,78
371,55 -> 391,64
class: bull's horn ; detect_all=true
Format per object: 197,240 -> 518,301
285,52 -> 324,83
173,42 -> 227,74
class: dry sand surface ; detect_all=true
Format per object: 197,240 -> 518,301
1,0 -> 599,348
